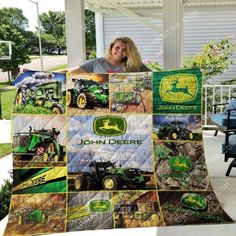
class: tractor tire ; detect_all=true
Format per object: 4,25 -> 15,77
66,89 -> 74,106
76,92 -> 96,109
168,131 -> 178,140
18,214 -> 23,225
47,143 -> 60,162
52,154 -> 59,162
38,142 -> 58,162
112,103 -> 122,112
82,92 -> 96,109
102,175 -> 120,190
51,103 -> 65,114
116,104 -> 122,112
134,93 -> 141,105
74,176 -> 86,191
15,89 -> 25,106
186,131 -> 194,140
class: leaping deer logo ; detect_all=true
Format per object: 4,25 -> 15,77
166,78 -> 193,97
174,159 -> 189,169
186,195 -> 205,208
100,119 -> 123,133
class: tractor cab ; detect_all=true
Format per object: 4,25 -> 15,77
88,161 -> 115,180
13,126 -> 64,162
171,121 -> 185,131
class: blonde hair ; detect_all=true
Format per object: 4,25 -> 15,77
105,37 -> 143,72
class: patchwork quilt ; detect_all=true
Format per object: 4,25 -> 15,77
4,68 -> 234,235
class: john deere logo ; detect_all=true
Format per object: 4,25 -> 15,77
160,74 -> 198,103
93,116 -> 127,136
89,200 -> 111,212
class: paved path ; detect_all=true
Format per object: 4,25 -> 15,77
0,154 -> 12,188
0,55 -> 67,82
0,120 -> 11,143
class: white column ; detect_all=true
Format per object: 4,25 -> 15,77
65,0 -> 86,67
163,0 -> 183,70
95,12 -> 105,58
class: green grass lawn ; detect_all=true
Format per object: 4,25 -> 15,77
0,82 -> 12,89
14,104 -> 53,114
0,89 -> 16,120
48,64 -> 67,72
0,144 -> 11,159
29,55 -> 39,60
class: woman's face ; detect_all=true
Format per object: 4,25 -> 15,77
111,40 -> 128,62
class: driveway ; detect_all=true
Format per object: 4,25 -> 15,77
0,55 -> 67,82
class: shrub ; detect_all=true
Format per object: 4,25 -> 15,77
185,38 -> 235,82
144,59 -> 162,71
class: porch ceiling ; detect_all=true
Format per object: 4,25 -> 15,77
85,0 -> 236,11
85,0 -> 162,10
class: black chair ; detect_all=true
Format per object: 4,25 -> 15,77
222,132 -> 236,176
211,103 -> 236,136
211,103 -> 236,176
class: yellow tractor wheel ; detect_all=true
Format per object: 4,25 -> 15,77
15,91 -> 23,105
18,214 -> 23,225
66,91 -> 72,106
76,93 -> 87,109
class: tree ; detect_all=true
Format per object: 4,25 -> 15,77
185,38 -> 235,82
0,7 -> 28,31
85,10 -> 96,51
41,33 -> 56,54
0,179 -> 12,221
24,30 -> 39,54
39,11 -> 66,54
0,8 -> 31,81
39,10 -> 95,55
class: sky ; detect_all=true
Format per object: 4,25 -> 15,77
0,0 -> 65,31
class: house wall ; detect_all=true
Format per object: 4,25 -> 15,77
103,8 -> 163,64
102,6 -> 236,84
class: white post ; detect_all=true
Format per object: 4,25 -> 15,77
95,12 -> 104,58
163,0 -> 183,70
36,2 -> 43,71
28,0 -> 44,71
65,0 -> 86,67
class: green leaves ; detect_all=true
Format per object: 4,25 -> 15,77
39,11 -> 66,54
0,8 -> 31,80
187,38 -> 235,82
144,60 -> 162,71
0,179 -> 12,220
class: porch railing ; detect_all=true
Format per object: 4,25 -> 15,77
203,84 -> 236,127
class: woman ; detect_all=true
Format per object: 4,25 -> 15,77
68,37 -> 151,74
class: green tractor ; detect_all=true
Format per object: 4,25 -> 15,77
17,209 -> 46,225
15,80 -> 65,114
69,161 -> 150,191
157,121 -> 194,140
13,127 -> 66,162
111,91 -> 141,112
133,78 -> 152,92
67,78 -> 109,109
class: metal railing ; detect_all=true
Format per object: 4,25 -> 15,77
203,84 -> 236,126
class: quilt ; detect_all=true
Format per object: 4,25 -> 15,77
4,68 -> 234,235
